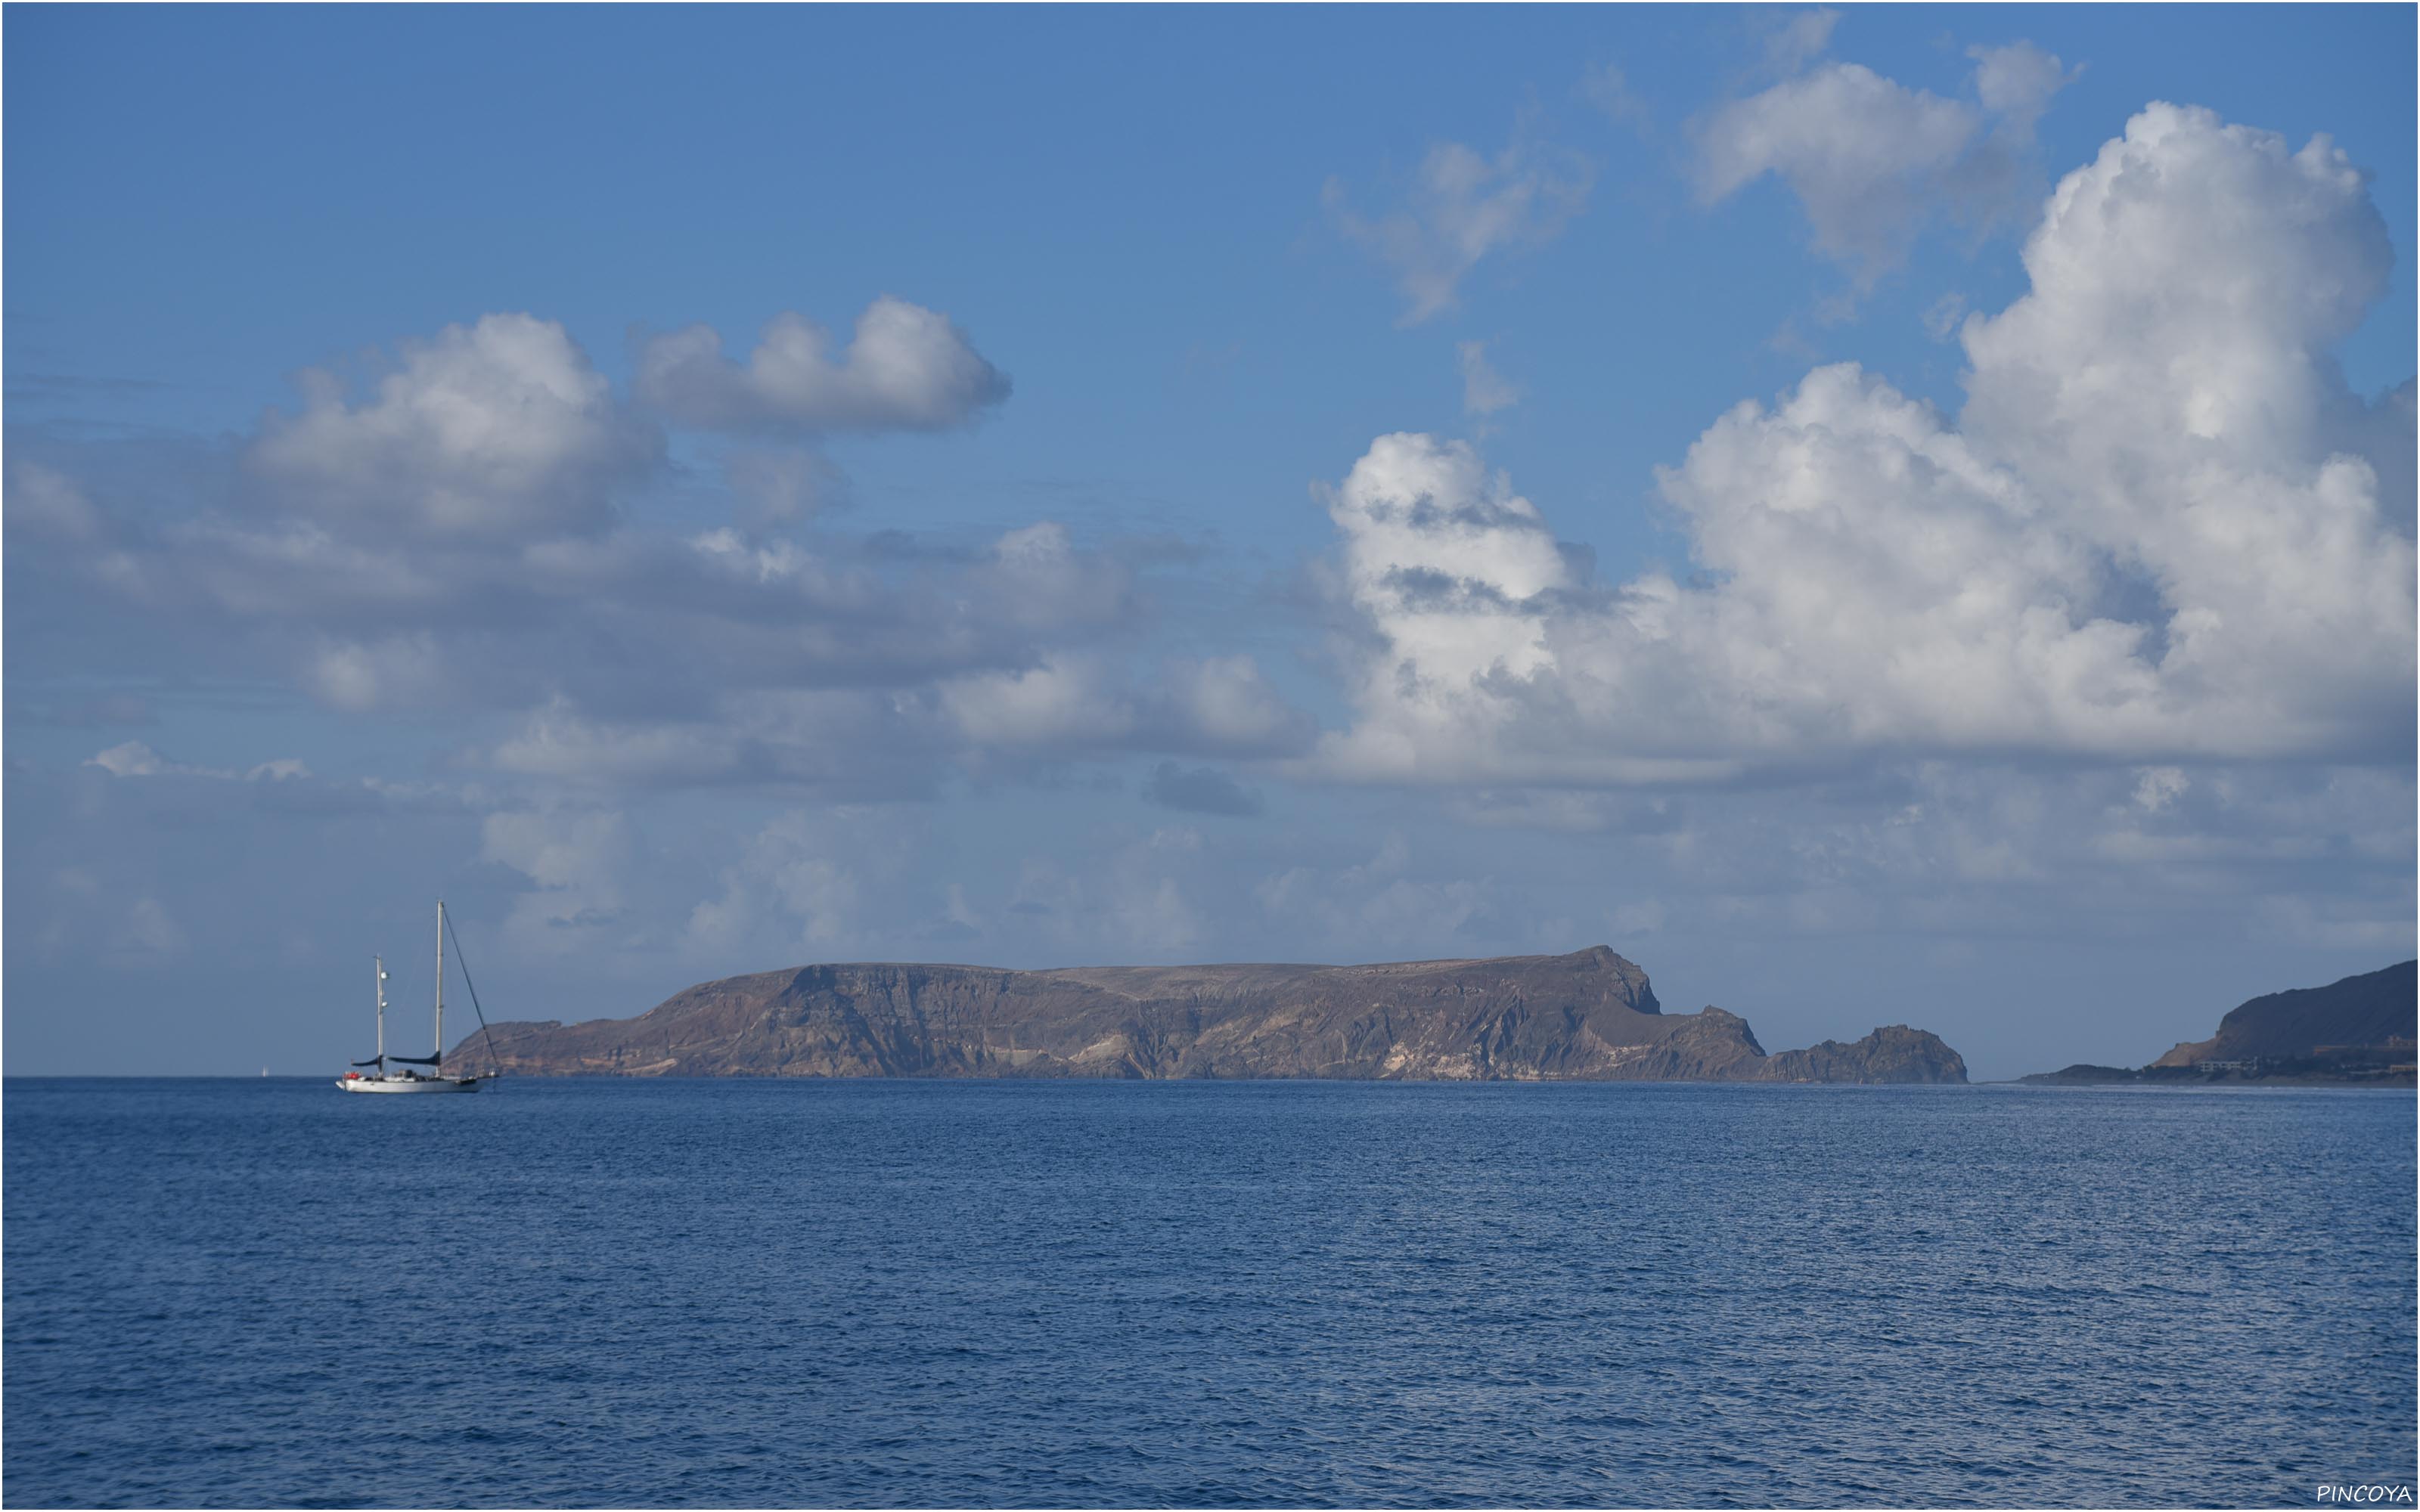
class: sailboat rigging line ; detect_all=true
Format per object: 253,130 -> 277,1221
442,907 -> 504,1080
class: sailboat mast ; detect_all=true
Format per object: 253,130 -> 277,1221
435,900 -> 446,1064
374,954 -> 387,1064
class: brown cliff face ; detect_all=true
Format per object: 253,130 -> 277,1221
444,946 -> 1968,1085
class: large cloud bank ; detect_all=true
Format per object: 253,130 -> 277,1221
1317,105 -> 2415,785
8,293 -> 1295,799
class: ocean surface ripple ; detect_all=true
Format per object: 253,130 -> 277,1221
5,1077 -> 2412,1507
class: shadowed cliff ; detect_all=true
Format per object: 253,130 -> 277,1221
2022,960 -> 2415,1086
444,947 -> 1966,1084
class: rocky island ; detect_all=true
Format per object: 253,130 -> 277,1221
443,946 -> 1967,1084
2021,960 -> 2416,1087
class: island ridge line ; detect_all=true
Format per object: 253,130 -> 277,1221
443,946 -> 1967,1083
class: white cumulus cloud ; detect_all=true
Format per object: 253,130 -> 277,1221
248,313 -> 655,540
1313,104 -> 2415,785
940,654 -> 1139,751
938,650 -> 1311,762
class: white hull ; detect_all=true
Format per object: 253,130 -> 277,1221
337,1075 -> 482,1094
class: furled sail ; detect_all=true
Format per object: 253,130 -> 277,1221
349,1056 -> 385,1067
386,1052 -> 442,1065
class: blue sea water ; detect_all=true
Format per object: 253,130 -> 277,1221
4,1077 -> 2412,1509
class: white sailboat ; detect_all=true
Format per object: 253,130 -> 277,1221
337,900 -> 494,1093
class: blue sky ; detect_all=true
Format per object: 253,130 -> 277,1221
7,5 -> 2413,1080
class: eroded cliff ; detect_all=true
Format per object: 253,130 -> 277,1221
445,947 -> 1967,1084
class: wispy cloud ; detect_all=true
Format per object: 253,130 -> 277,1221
1692,37 -> 2077,283
1579,60 -> 1651,131
85,741 -> 308,783
1326,133 -> 1593,325
1457,341 -> 1520,421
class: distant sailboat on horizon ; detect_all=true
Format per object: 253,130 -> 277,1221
338,900 -> 498,1094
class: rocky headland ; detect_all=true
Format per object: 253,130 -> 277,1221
2021,961 -> 2416,1087
443,946 -> 1967,1085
